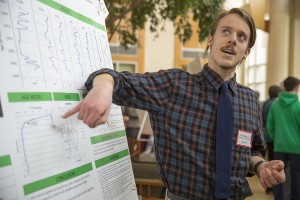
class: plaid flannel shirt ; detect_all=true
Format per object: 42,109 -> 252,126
85,64 -> 265,200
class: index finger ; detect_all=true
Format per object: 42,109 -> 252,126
272,169 -> 286,183
62,103 -> 81,118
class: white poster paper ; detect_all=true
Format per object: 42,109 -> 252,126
0,0 -> 138,199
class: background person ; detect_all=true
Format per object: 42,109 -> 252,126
262,85 -> 283,161
267,76 -> 300,200
262,85 -> 283,194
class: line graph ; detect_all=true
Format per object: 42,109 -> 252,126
34,6 -> 63,88
84,30 -> 93,72
17,113 -> 63,176
71,25 -> 85,79
5,0 -> 112,90
15,108 -> 87,177
100,32 -> 113,69
93,31 -> 104,69
58,22 -> 70,73
44,16 -> 58,73
11,2 -> 45,87
52,13 -> 76,89
54,113 -> 87,163
17,6 -> 41,71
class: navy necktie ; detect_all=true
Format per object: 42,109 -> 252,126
215,82 -> 233,199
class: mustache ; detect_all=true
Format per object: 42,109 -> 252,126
221,45 -> 236,55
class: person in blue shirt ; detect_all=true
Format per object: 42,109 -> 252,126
262,85 -> 283,161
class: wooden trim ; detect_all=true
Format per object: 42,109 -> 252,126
135,178 -> 166,200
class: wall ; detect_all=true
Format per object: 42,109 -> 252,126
144,19 -> 175,72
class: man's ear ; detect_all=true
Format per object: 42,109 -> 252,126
206,35 -> 213,46
294,85 -> 300,93
244,48 -> 251,59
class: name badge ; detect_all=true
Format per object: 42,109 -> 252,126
236,130 -> 252,148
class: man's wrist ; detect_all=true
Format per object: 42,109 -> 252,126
93,74 -> 114,87
254,160 -> 267,177
85,69 -> 116,91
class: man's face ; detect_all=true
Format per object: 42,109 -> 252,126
207,13 -> 251,71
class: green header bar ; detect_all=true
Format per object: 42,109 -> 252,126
23,163 -> 92,195
38,0 -> 106,31
0,155 -> 12,167
90,130 -> 126,145
53,92 -> 80,101
8,92 -> 52,102
95,149 -> 129,168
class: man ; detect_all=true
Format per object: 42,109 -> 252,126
63,8 -> 285,200
267,76 -> 300,200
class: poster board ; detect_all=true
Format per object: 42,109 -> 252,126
0,0 -> 138,199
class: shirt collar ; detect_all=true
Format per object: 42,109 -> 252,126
201,64 -> 237,94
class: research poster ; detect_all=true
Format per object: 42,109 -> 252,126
0,0 -> 138,199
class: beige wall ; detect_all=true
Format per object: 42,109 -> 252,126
290,0 -> 300,77
266,0 -> 300,89
144,20 -> 175,72
266,0 -> 290,88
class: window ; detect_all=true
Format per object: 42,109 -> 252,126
110,45 -> 137,55
113,62 -> 137,73
245,29 -> 268,101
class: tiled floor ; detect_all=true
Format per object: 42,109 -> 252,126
246,176 -> 274,200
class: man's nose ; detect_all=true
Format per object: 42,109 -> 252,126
228,34 -> 237,45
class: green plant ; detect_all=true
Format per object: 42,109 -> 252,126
104,0 -> 225,48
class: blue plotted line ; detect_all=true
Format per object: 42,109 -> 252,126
64,118 -> 79,153
58,22 -> 70,72
102,35 -> 111,67
20,114 -> 53,174
44,16 -> 57,73
85,31 -> 92,71
72,27 -> 84,77
17,6 -> 40,70
94,34 -> 102,68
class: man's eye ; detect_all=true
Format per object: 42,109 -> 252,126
222,29 -> 230,35
238,34 -> 246,42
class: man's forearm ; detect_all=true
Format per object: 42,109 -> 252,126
93,74 -> 115,89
